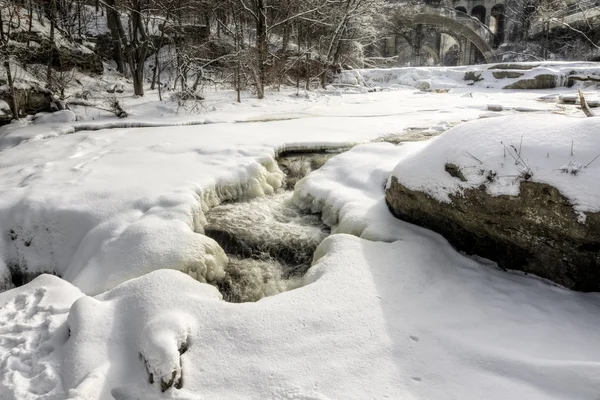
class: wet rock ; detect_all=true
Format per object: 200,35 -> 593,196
386,177 -> 600,291
277,151 -> 341,190
503,74 -> 558,90
492,71 -> 525,79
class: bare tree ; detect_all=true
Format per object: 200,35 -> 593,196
0,1 -> 22,119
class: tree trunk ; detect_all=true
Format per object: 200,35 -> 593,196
46,0 -> 56,86
26,0 -> 33,49
127,0 -> 148,96
106,0 -> 126,73
4,61 -> 19,119
255,0 -> 267,99
151,17 -> 168,90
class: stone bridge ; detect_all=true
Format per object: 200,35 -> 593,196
529,0 -> 600,36
386,1 -> 507,65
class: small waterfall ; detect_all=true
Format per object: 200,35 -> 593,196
205,190 -> 330,303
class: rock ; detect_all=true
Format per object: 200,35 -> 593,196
488,63 -> 541,70
487,104 -> 503,112
464,71 -> 483,83
492,71 -> 525,79
16,39 -> 103,75
503,74 -> 558,90
0,84 -> 53,116
0,100 -> 11,126
416,80 -> 431,90
386,177 -> 600,291
559,94 -> 578,104
444,163 -> 467,181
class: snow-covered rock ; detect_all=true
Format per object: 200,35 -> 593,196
387,114 -> 600,290
335,62 -> 600,90
33,110 -> 76,125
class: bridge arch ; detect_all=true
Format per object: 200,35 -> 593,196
410,6 -> 498,63
471,5 -> 487,24
490,4 -> 506,45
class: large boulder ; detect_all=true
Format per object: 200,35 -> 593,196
503,74 -> 559,89
0,84 -> 53,116
385,115 -> 600,291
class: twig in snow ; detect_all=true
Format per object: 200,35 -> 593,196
584,153 -> 600,168
462,151 -> 483,165
571,140 -> 574,156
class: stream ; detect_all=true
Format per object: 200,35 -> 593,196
204,152 -> 339,303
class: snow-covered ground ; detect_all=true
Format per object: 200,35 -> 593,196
336,62 -> 600,90
1,69 -> 600,399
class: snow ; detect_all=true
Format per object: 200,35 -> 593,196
337,61 -> 600,90
0,275 -> 83,400
1,65 -> 600,399
2,86 -> 544,294
294,142 -> 429,241
33,110 -> 77,125
27,171 -> 600,398
391,114 -> 600,217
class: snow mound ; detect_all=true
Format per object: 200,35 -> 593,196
64,269 -> 220,399
391,114 -> 600,217
0,275 -> 83,400
60,234 -> 600,399
293,142 -> 429,241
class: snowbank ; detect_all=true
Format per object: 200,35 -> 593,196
294,142 -> 429,241
0,113 -> 417,295
58,230 -> 600,399
337,62 -> 600,90
391,114 -> 600,217
33,110 -> 77,125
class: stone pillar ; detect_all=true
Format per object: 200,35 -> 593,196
434,32 -> 442,61
460,38 -> 473,65
412,24 -> 423,66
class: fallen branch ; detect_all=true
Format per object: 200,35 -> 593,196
578,89 -> 596,117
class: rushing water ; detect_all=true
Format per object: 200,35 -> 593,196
205,191 -> 330,303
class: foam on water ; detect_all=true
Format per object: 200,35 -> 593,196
205,191 -> 329,302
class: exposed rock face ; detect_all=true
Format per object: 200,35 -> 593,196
503,74 -> 559,89
10,33 -> 103,75
492,71 -> 524,79
488,63 -> 540,70
0,84 -> 53,116
386,176 -> 600,291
